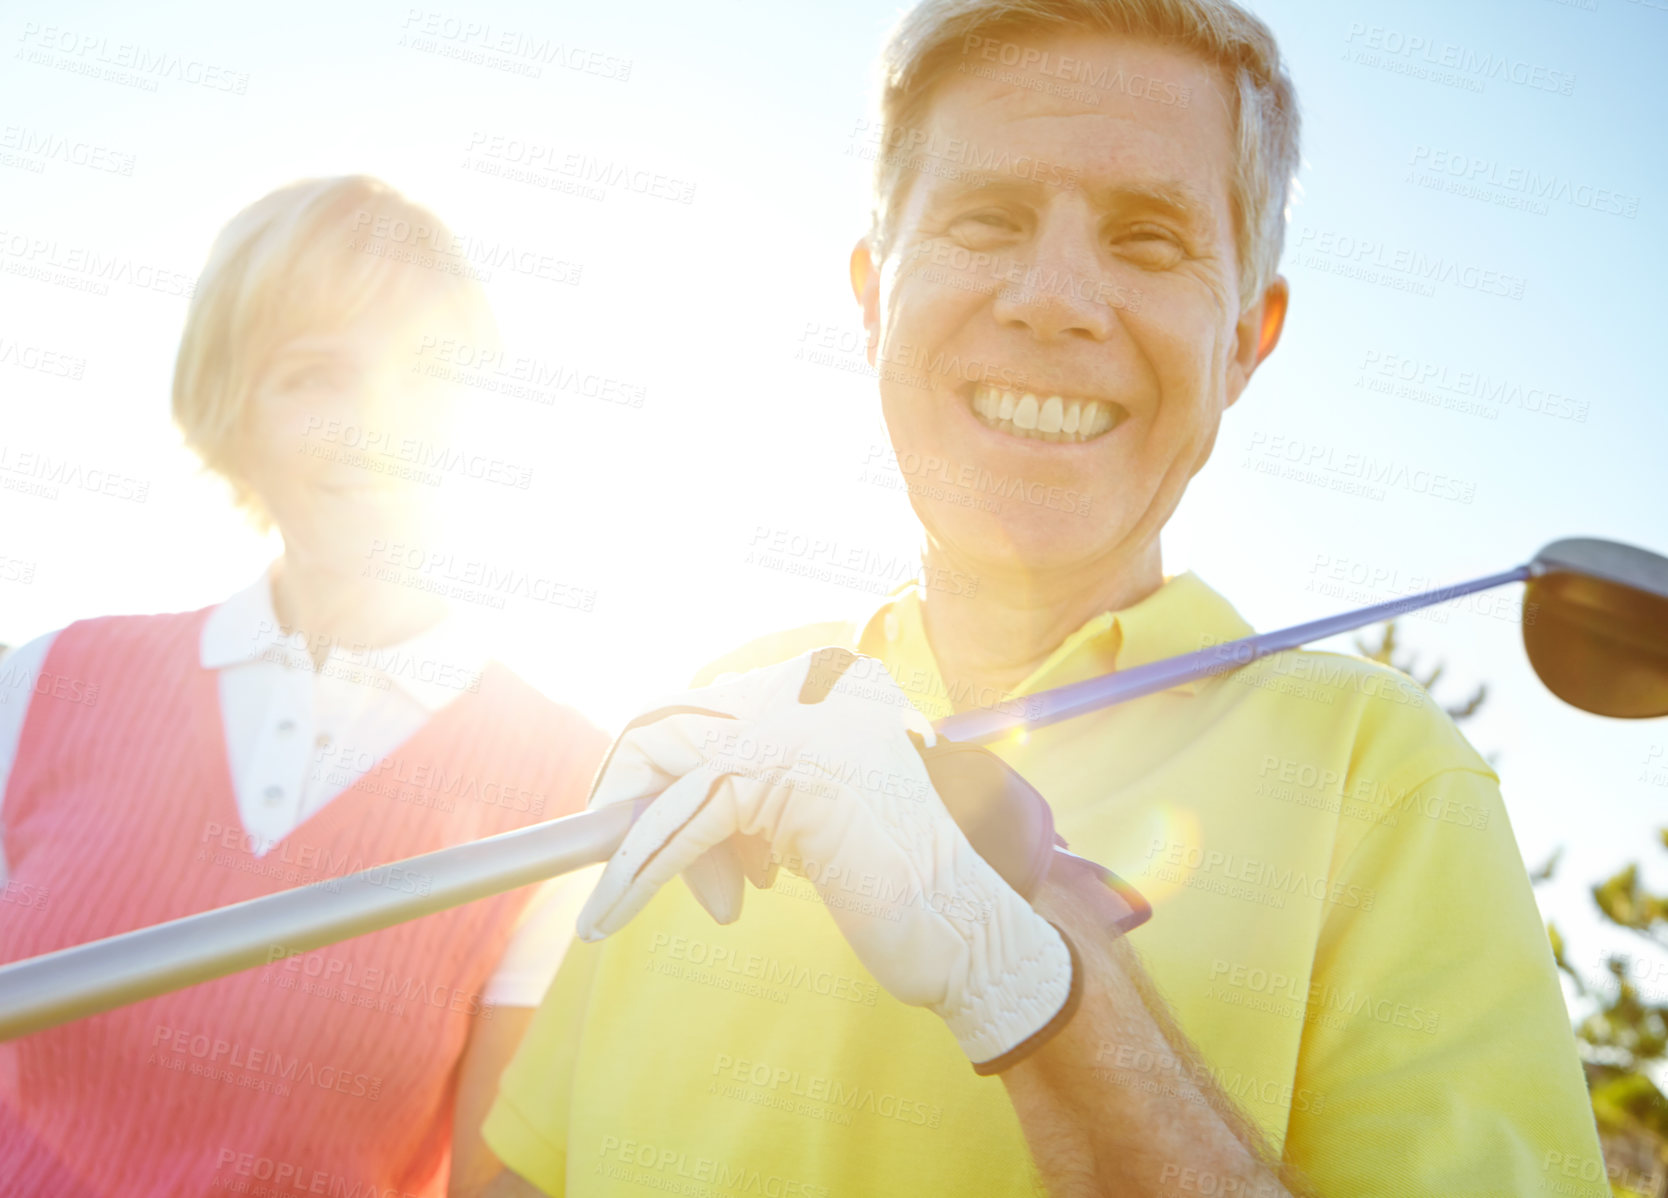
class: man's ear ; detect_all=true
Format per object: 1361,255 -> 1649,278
850,239 -> 881,367
1226,275 -> 1288,409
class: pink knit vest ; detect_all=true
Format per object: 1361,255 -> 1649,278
0,608 -> 609,1196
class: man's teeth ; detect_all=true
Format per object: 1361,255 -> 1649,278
970,385 -> 1122,443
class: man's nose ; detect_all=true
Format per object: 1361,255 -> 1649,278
991,215 -> 1118,342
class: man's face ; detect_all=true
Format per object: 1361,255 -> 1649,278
861,32 -> 1283,577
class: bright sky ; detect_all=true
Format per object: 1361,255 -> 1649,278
3,0 -> 1666,1023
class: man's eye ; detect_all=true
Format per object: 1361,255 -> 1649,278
950,211 -> 1023,243
1114,227 -> 1184,267
966,211 -> 1018,228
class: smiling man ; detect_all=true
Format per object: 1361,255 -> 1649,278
478,2 -> 1605,1196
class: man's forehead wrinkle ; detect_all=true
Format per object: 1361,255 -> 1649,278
1088,178 -> 1217,216
921,168 -> 1213,217
915,130 -> 1226,226
929,85 -> 1231,170
932,79 -> 1111,133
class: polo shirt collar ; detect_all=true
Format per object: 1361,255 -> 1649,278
860,570 -> 1255,702
199,566 -> 488,712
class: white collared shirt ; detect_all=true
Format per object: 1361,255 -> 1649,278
0,570 -> 592,1007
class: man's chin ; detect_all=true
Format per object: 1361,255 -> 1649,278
913,498 -> 1128,583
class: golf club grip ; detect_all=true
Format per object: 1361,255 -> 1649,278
917,738 -> 1152,932
917,738 -> 1057,900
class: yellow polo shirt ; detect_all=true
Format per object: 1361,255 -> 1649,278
485,573 -> 1603,1198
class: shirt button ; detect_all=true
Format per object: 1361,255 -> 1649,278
277,719 -> 296,734
263,785 -> 285,805
315,733 -> 332,748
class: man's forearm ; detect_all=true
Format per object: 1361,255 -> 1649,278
1000,854 -> 1315,1198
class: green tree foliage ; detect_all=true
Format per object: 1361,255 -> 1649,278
1543,841 -> 1668,1195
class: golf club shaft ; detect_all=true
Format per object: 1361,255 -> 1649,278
0,802 -> 636,1041
936,564 -> 1535,744
0,561 -> 1534,1040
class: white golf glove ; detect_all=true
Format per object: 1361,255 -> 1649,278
576,648 -> 1080,1073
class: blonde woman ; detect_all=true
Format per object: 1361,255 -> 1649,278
0,176 -> 607,1197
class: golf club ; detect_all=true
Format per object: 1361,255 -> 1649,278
1,536 -> 1663,1041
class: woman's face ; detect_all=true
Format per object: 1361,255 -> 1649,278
235,301 -> 463,574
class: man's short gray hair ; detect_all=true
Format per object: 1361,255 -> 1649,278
871,0 -> 1300,305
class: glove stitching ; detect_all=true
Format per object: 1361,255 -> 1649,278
630,774 -> 730,884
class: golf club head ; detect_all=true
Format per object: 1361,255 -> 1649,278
1524,538 -> 1668,719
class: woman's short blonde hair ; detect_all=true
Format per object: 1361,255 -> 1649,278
172,175 -> 496,527
870,0 -> 1300,305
